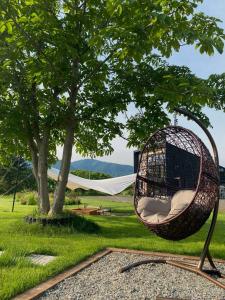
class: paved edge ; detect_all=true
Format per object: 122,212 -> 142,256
12,247 -> 225,300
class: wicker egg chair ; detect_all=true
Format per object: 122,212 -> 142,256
135,125 -> 219,241
121,108 -> 225,290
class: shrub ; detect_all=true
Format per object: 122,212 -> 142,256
17,191 -> 81,206
26,193 -> 37,205
16,192 -> 23,202
17,192 -> 38,205
64,197 -> 81,206
20,198 -> 27,205
65,191 -> 81,205
48,192 -> 81,206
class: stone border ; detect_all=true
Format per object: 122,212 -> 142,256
13,248 -> 225,300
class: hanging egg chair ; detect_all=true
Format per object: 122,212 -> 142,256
121,108 -> 225,289
135,125 -> 219,241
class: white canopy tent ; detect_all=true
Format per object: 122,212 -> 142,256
48,168 -> 137,195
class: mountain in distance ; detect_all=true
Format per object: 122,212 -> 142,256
53,159 -> 133,177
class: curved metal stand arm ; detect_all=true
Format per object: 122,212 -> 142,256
174,107 -> 220,270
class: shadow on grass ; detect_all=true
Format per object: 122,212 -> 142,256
26,212 -> 100,233
6,213 -> 100,237
5,213 -> 225,252
94,214 -> 225,251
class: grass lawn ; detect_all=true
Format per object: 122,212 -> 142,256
0,195 -> 225,299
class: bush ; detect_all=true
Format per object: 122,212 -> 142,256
65,191 -> 81,205
16,192 -> 23,202
48,192 -> 81,206
64,197 -> 81,205
27,193 -> 37,205
17,191 -> 81,206
17,192 -> 38,205
20,198 -> 27,205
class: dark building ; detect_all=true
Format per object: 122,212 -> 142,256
166,143 -> 200,190
133,150 -> 140,174
219,166 -> 225,185
134,146 -> 224,187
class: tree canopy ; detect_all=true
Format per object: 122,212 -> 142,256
0,0 -> 224,214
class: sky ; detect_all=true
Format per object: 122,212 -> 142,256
57,0 -> 225,167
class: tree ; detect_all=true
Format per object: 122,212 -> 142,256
0,157 -> 36,194
0,0 -> 224,215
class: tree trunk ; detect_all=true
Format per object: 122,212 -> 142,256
29,145 -> 41,210
37,135 -> 50,214
50,126 -> 75,215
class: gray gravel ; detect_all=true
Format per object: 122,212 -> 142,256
39,252 -> 225,300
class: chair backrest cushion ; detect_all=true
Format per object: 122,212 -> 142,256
168,189 -> 195,217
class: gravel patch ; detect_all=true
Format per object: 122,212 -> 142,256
38,252 -> 225,300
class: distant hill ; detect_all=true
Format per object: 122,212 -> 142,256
53,159 -> 133,177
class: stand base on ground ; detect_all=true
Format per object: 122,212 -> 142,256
120,258 -> 225,290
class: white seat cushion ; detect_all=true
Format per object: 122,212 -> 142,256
137,197 -> 171,215
142,213 -> 168,223
137,190 -> 195,223
137,197 -> 171,223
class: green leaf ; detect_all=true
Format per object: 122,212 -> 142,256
149,16 -> 157,25
163,74 -> 173,79
31,13 -> 41,23
0,22 -> 6,33
6,22 -> 13,34
215,38 -> 224,54
25,0 -> 35,5
117,5 -> 122,16
18,16 -> 27,23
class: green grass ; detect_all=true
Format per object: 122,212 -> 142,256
76,196 -> 134,213
0,195 -> 225,299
